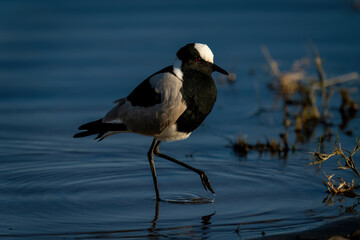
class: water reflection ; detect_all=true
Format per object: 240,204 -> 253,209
87,201 -> 218,239
150,201 -> 159,232
1,200 -> 216,239
161,193 -> 215,204
148,201 -> 216,239
323,194 -> 360,214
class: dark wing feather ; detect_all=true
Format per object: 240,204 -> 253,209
126,66 -> 174,107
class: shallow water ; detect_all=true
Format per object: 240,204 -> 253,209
1,0 -> 360,239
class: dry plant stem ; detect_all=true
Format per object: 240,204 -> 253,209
335,139 -> 360,177
310,152 -> 337,165
312,72 -> 359,89
261,45 -> 281,79
309,86 -> 321,119
322,173 -> 358,196
340,88 -> 359,115
313,48 -> 328,118
309,40 -> 329,119
310,138 -> 360,177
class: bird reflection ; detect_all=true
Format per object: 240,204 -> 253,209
148,200 -> 216,239
151,201 -> 160,230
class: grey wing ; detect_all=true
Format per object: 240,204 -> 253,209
103,72 -> 187,137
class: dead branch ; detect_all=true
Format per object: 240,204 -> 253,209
309,138 -> 360,177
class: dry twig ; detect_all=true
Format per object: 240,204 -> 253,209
310,138 -> 360,177
322,173 -> 358,197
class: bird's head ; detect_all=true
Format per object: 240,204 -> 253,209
173,43 -> 228,79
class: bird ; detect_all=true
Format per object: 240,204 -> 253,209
74,43 -> 228,201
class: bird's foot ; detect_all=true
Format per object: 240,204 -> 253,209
199,172 -> 215,194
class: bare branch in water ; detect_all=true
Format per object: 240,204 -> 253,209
322,172 -> 358,197
309,138 -> 360,177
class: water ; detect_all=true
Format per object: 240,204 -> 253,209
0,0 -> 360,239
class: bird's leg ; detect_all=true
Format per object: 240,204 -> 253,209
154,141 -> 215,194
148,138 -> 161,201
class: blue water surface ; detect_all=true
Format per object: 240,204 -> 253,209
0,0 -> 360,239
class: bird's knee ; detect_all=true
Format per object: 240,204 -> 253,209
147,150 -> 154,160
153,146 -> 160,156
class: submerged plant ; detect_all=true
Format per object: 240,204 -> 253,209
232,133 -> 294,158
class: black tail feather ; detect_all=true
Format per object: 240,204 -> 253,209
73,118 -> 127,140
73,131 -> 98,138
78,119 -> 103,130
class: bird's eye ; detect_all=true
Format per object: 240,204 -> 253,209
195,57 -> 201,62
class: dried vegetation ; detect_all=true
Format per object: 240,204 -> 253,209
322,173 -> 358,198
232,44 -> 358,155
232,44 -> 360,201
309,138 -> 360,200
310,138 -> 360,177
233,133 -> 292,158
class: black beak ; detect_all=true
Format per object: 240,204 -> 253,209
212,64 -> 229,75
